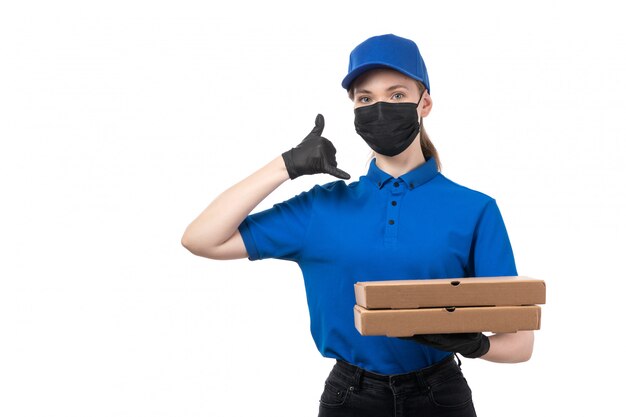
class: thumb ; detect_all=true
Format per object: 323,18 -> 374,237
309,114 -> 325,136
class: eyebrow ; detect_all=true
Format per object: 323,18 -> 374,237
354,84 -> 410,95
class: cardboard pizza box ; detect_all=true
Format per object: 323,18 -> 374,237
354,304 -> 541,336
354,276 -> 545,309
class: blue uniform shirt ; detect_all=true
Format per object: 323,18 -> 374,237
238,157 -> 517,374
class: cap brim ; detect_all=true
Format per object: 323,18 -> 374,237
341,62 -> 428,92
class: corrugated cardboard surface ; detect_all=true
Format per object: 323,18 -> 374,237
354,305 -> 541,336
354,276 -> 545,309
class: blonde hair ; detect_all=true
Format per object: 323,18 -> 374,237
349,80 -> 442,172
415,81 -> 441,171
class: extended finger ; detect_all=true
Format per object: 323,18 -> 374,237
325,165 -> 351,180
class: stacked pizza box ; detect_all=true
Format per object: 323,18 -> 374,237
353,276 -> 546,336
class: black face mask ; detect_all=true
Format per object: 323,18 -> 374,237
354,94 -> 424,157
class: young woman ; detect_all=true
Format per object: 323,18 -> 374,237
182,34 -> 533,417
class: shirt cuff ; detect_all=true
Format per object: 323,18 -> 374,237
238,219 -> 260,261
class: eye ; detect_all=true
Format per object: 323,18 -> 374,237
358,96 -> 371,103
392,92 -> 405,100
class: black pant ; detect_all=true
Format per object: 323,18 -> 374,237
318,355 -> 477,417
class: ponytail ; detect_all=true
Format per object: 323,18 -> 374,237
416,81 -> 441,172
419,126 -> 441,171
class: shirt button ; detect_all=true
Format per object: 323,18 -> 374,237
393,182 -> 399,187
409,183 -> 414,189
391,201 -> 397,206
388,219 -> 395,225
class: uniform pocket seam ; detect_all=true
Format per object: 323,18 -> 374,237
319,380 -> 352,408
427,374 -> 473,409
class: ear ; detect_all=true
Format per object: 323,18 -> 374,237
418,91 -> 433,118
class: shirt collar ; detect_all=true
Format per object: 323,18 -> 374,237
365,157 -> 439,191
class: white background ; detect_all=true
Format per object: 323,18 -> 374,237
1,1 -> 625,416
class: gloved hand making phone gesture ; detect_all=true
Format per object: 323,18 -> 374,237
282,114 -> 351,180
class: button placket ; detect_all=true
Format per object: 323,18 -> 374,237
384,180 -> 404,246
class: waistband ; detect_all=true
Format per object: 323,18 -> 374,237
335,354 -> 458,383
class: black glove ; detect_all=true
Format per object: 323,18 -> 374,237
282,114 -> 351,180
399,333 -> 490,359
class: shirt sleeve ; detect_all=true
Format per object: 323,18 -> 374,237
238,186 -> 317,262
467,199 -> 518,277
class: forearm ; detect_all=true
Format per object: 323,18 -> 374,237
480,330 -> 534,363
181,155 -> 290,256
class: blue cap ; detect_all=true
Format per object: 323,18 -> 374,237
341,34 -> 430,93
